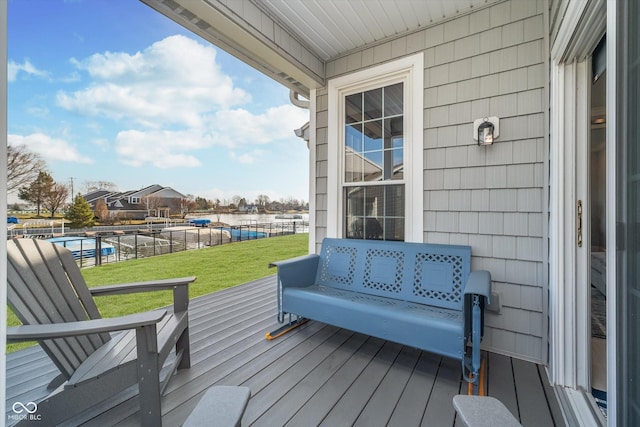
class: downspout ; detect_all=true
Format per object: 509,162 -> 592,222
289,90 -> 310,109
291,90 -> 311,148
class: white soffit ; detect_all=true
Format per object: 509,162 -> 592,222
257,0 -> 500,60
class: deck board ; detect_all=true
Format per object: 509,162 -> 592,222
5,275 -> 565,426
288,336 -> 385,426
387,351 -> 440,427
354,344 -> 419,427
487,351 -> 520,418
513,358 -> 556,426
421,357 -> 463,427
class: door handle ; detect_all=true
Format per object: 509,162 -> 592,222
577,200 -> 583,248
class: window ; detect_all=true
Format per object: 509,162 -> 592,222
343,83 -> 405,240
327,53 -> 423,242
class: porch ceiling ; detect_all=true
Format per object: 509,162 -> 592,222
140,0 -> 501,97
258,0 -> 497,61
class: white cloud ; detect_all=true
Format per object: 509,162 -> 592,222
8,60 -> 49,82
115,129 -> 210,168
58,35 -> 251,128
229,149 -> 267,164
207,104 -> 309,148
114,104 -> 308,169
53,34 -> 310,171
8,133 -> 93,164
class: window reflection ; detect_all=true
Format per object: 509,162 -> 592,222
343,83 -> 404,241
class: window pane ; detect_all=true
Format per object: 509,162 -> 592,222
345,123 -> 363,152
384,83 -> 403,116
364,120 -> 383,151
385,185 -> 404,216
364,87 -> 382,120
345,152 -> 362,183
392,148 -> 404,180
364,151 -> 383,181
345,187 -> 364,238
387,117 -> 403,148
345,93 -> 362,123
344,185 -> 404,241
384,218 -> 404,241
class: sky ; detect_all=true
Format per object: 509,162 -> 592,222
7,0 -> 310,205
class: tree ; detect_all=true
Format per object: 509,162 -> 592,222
83,180 -> 118,193
179,198 -> 197,218
94,198 -> 109,223
231,195 -> 242,207
66,194 -> 95,228
18,171 -> 54,216
256,194 -> 270,206
194,196 -> 211,211
143,194 -> 163,216
7,144 -> 47,193
42,182 -> 70,218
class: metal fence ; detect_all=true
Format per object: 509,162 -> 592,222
9,221 -> 307,268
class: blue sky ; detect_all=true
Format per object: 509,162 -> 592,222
8,0 -> 310,205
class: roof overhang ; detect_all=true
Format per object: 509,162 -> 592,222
140,0 -> 325,98
140,0 -> 502,96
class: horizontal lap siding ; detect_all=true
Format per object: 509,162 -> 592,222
316,0 -> 548,361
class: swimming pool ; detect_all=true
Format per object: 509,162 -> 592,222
47,236 -> 116,259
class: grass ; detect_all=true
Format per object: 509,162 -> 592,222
6,233 -> 308,352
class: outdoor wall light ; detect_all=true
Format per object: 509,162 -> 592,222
473,116 -> 500,146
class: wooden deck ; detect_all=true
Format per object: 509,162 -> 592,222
6,276 -> 565,426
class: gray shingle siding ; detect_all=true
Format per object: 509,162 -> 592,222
315,0 -> 548,361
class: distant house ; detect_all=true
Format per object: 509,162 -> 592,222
83,185 -> 187,220
238,204 -> 259,214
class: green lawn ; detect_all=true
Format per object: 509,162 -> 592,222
6,233 -> 308,352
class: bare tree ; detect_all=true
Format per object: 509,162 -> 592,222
7,144 -> 47,193
94,198 -> 109,223
231,195 -> 242,207
256,194 -> 270,208
179,198 -> 197,218
143,195 -> 163,217
83,180 -> 118,193
42,182 -> 70,218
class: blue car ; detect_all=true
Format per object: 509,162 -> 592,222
7,216 -> 19,224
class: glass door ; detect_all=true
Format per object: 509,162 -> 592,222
616,0 -> 640,424
589,37 -> 607,416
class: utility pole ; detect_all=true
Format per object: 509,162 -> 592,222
69,177 -> 75,201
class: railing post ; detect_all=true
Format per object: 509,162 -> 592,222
96,236 -> 102,266
79,238 -> 84,268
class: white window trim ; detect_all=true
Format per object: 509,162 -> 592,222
308,88 -> 317,254
327,53 -> 423,242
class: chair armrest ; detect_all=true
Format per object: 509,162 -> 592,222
7,310 -> 167,342
89,276 -> 196,296
464,270 -> 491,303
90,276 -> 195,313
269,254 -> 319,288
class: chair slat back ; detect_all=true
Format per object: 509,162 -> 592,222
7,238 -> 111,379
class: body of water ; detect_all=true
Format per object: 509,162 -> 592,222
193,213 -> 309,226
